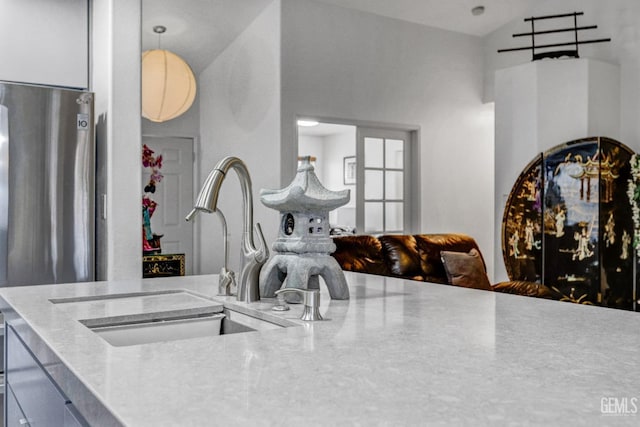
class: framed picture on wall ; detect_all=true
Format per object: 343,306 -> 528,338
344,156 -> 356,185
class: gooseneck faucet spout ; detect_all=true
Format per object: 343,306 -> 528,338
186,157 -> 269,302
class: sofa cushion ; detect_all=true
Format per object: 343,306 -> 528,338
331,235 -> 390,276
378,235 -> 423,279
440,249 -> 492,290
415,234 -> 483,284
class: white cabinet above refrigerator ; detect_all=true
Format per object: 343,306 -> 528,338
0,0 -> 89,89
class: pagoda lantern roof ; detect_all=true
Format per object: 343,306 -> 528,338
260,158 -> 350,212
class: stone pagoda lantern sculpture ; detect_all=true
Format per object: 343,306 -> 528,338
259,157 -> 350,300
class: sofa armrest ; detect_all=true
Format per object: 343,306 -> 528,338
331,235 -> 391,276
493,280 -> 557,299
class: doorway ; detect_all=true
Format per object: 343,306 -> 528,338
298,123 -> 356,231
297,120 -> 417,234
142,136 -> 195,274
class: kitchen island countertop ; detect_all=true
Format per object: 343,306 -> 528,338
1,272 -> 639,426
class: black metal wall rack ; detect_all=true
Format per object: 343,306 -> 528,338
498,12 -> 611,61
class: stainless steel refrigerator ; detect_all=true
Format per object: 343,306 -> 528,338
0,81 -> 95,287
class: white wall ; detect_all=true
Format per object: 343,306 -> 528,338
197,0 -> 281,274
0,0 -> 88,88
281,0 -> 495,278
92,0 -> 142,280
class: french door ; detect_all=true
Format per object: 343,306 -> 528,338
356,128 -> 412,234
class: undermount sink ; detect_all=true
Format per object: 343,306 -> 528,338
50,289 -> 295,347
87,308 -> 285,347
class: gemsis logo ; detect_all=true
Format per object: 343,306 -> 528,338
601,397 -> 638,416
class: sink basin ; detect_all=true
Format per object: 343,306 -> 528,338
86,308 -> 286,347
52,289 -> 296,347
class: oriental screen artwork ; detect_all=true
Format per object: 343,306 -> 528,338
502,154 -> 543,283
503,137 -> 635,310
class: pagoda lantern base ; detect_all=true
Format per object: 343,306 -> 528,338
260,253 -> 349,300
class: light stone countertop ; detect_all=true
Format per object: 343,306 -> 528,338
1,272 -> 640,426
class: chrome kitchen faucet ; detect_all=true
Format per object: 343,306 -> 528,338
186,157 -> 268,303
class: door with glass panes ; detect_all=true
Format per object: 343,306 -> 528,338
356,128 -> 412,234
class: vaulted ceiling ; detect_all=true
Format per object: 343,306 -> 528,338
315,0 -> 539,37
142,0 -> 540,74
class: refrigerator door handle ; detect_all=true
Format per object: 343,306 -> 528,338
0,105 -> 8,285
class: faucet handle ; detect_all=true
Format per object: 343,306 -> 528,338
253,222 -> 269,263
274,288 -> 323,321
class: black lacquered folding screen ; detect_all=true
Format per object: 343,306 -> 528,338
502,137 -> 635,310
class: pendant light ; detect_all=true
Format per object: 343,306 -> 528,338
142,26 -> 197,123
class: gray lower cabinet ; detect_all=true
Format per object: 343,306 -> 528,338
5,383 -> 27,427
64,403 -> 86,427
5,325 -> 87,427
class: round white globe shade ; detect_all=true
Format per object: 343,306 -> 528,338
142,49 -> 197,122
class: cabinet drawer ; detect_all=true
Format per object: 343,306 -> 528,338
5,383 -> 28,427
6,326 -> 67,426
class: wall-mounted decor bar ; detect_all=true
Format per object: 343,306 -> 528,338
512,25 -> 597,38
524,11 -> 584,21
498,11 -> 611,61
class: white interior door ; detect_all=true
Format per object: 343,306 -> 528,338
142,136 -> 194,274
